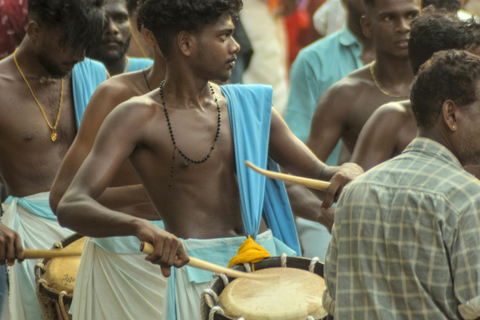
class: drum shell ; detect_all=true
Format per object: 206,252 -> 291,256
34,233 -> 83,320
202,256 -> 328,320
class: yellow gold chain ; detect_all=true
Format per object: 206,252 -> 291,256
13,49 -> 64,142
370,60 -> 409,99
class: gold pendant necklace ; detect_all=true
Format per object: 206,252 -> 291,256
370,60 -> 409,99
13,49 -> 64,142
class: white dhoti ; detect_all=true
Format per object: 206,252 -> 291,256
168,230 -> 296,320
71,220 -> 168,320
1,192 -> 75,320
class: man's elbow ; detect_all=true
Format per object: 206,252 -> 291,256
49,189 -> 61,215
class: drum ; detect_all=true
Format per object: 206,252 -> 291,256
34,234 -> 85,320
201,254 -> 329,320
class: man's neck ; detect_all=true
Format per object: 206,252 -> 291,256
374,55 -> 414,85
15,40 -> 61,80
346,17 -> 374,64
103,55 -> 128,76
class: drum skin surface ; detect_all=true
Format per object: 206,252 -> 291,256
218,267 -> 327,320
42,237 -> 85,295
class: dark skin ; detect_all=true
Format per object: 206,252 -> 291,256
57,13 -> 363,276
306,0 -> 420,162
0,21 -> 88,265
88,0 -> 131,76
50,27 -> 166,219
351,100 -> 416,170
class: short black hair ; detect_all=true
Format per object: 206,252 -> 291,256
411,50 -> 480,129
138,0 -> 242,60
409,9 -> 476,74
28,0 -> 105,53
421,0 -> 460,11
126,0 -> 138,16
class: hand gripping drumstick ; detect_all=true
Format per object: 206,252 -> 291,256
244,160 -> 331,191
140,242 -> 271,280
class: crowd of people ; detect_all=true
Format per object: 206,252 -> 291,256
1,0 -> 480,319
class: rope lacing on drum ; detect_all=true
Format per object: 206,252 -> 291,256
243,262 -> 252,273
59,290 -> 70,319
209,306 -> 225,320
201,287 -> 219,319
218,273 -> 229,287
53,241 -> 64,249
280,253 -> 288,267
309,257 -> 320,273
35,262 -> 45,272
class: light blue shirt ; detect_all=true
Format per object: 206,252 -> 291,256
284,26 -> 363,165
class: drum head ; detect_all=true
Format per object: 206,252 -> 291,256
42,236 -> 85,295
218,267 -> 327,320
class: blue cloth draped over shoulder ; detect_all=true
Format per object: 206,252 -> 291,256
72,58 -> 108,129
125,57 -> 153,73
221,84 -> 301,254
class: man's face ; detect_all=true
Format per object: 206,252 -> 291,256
456,82 -> 480,166
36,27 -> 85,78
87,0 -> 131,64
193,13 -> 241,83
364,0 -> 420,59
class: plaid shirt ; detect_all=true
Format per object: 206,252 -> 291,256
324,138 -> 480,320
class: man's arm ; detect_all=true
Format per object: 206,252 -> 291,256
350,103 -> 404,171
269,108 -> 363,209
56,101 -> 188,276
50,82 -> 150,213
305,82 -> 351,162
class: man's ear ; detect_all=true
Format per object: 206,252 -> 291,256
360,15 -> 372,39
177,31 -> 196,57
442,100 -> 459,132
27,21 -> 41,44
141,26 -> 165,59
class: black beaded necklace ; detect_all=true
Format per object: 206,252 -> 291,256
159,80 -> 221,188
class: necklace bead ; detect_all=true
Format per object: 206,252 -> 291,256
160,80 -> 221,187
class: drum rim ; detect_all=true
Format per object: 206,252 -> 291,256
34,233 -> 84,303
202,256 -> 325,320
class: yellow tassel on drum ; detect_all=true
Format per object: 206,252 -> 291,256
227,236 -> 271,269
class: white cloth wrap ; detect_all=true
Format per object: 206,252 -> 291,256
71,227 -> 168,320
1,192 -> 75,320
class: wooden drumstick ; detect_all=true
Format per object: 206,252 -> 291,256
140,242 -> 271,280
244,160 -> 331,191
23,249 -> 82,259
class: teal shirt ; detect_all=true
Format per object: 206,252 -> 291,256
284,27 -> 363,165
325,138 -> 480,319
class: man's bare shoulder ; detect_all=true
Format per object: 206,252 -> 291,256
322,65 -> 373,103
373,100 -> 412,122
95,70 -> 147,102
0,56 -> 20,87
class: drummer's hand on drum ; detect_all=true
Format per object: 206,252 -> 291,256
322,162 -> 363,209
0,222 -> 24,265
135,221 -> 190,277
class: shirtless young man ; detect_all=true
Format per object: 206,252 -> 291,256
306,0 -> 420,162
50,9 -> 166,220
0,1 -> 106,319
55,0 -> 363,318
351,12 -> 480,170
86,0 -> 152,75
